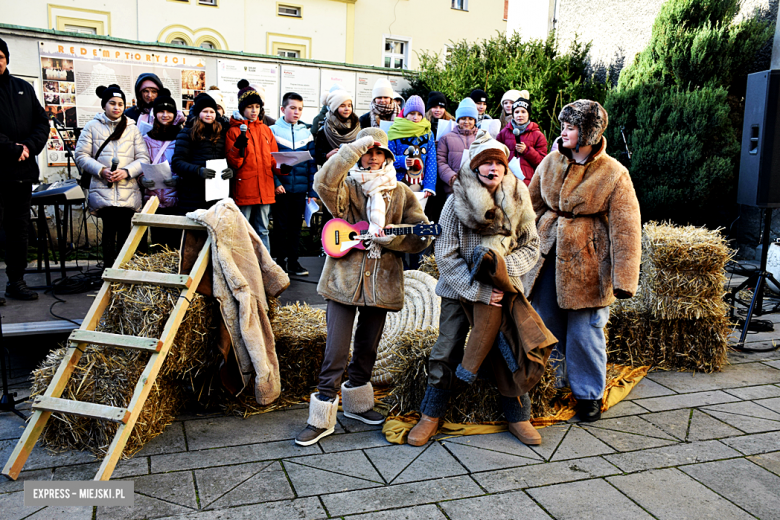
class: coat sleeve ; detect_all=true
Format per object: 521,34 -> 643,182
306,138 -> 317,198
382,186 -> 431,254
21,87 -> 50,155
435,199 -> 493,305
522,130 -> 548,170
314,135 -> 373,218
74,124 -> 105,179
171,129 -> 202,180
422,132 -> 437,194
225,126 -> 245,171
608,172 -> 642,297
389,139 -> 406,177
314,129 -> 332,167
527,160 -> 548,221
124,127 -> 150,178
436,136 -> 458,187
269,134 -> 282,188
0,131 -> 23,162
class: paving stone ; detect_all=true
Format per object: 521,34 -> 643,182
442,489 -> 552,520
345,504 -> 447,520
0,439 -> 97,471
623,377 -> 676,400
528,478 -> 652,520
204,461 -> 295,509
319,429 -> 390,453
0,468 -> 51,495
528,424 -> 570,461
608,468 -> 754,520
0,491 -> 45,520
52,458 -> 149,480
604,439 -> 741,472
0,416 -> 27,442
393,441 -> 468,484
97,491 -> 196,520
364,443 -> 426,483
582,415 -> 677,440
320,475 -> 483,517
725,385 -> 780,400
646,363 -> 780,393
284,459 -> 381,497
755,396 -> 780,414
583,426 -> 678,452
728,348 -> 780,365
444,431 -> 544,460
703,400 -> 780,421
155,497 -> 326,519
136,421 -> 188,456
150,439 -> 319,473
474,456 -> 620,493
133,470 -> 198,509
284,450 -> 383,482
639,409 -> 691,440
722,430 -> 780,455
443,441 -> 541,472
337,412 -> 384,433
681,458 -> 780,520
703,409 -> 780,434
748,450 -> 780,476
686,410 -> 744,441
596,400 -> 649,419
25,505 -> 93,519
632,390 -> 740,412
194,461 -> 274,508
184,408 -> 343,451
550,425 -> 615,461
765,360 -> 780,370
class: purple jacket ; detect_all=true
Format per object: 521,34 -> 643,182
142,115 -> 185,208
436,126 -> 478,195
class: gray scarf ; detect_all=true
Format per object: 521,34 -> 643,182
324,111 -> 360,149
511,120 -> 531,135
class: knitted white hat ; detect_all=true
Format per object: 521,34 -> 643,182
249,83 -> 267,105
321,83 -> 344,106
501,89 -> 522,104
327,89 -> 353,113
372,78 -> 394,100
205,89 -> 225,112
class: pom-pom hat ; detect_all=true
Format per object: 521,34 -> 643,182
96,84 -> 126,107
237,79 -> 263,112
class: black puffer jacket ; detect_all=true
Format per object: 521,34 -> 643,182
0,69 -> 50,183
171,122 -> 227,212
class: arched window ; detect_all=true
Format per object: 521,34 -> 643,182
200,41 -> 216,50
170,37 -> 187,46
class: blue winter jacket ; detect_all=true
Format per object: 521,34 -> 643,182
269,118 -> 317,197
388,132 -> 437,195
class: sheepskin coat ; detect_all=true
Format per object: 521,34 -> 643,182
521,137 -> 641,310
186,199 -> 290,405
313,140 -> 430,311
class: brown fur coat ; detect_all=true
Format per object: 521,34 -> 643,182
521,138 -> 641,310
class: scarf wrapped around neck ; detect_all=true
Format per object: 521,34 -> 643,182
324,111 -> 361,149
349,160 -> 398,257
369,101 -> 400,128
386,117 -> 431,141
511,119 -> 531,135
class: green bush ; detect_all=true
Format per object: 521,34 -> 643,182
403,31 -> 608,143
605,0 -> 773,225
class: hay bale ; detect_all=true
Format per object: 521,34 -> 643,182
30,250 -> 215,457
418,254 -> 440,280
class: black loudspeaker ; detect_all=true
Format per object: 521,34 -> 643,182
738,70 -> 780,208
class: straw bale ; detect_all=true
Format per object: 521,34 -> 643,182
30,250 -> 215,457
418,254 -> 440,280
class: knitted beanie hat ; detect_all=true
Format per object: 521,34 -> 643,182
152,88 -> 177,114
327,89 -> 353,113
558,99 -> 608,151
372,78 -> 394,100
96,84 -> 126,107
190,92 -> 219,118
469,136 -> 510,173
427,91 -> 447,111
470,88 -> 487,104
321,83 -> 344,106
455,98 -> 479,121
513,96 -> 532,115
0,38 -> 9,64
237,79 -> 263,112
356,127 -> 395,162
501,90 -> 522,105
404,95 -> 425,116
205,89 -> 225,113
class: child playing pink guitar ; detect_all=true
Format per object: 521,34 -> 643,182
295,127 -> 430,446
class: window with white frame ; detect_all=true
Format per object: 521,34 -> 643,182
452,0 -> 468,11
170,38 -> 187,46
198,0 -> 217,5
277,48 -> 300,58
278,4 -> 302,17
200,41 -> 216,49
383,38 -> 409,69
63,24 -> 98,35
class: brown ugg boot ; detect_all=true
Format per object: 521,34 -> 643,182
507,420 -> 541,445
456,302 -> 503,384
408,415 -> 440,446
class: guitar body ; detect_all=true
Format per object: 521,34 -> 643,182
321,219 -> 370,258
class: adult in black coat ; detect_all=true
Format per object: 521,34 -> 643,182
0,38 -> 49,302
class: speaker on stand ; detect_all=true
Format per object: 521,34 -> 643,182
731,69 -> 780,352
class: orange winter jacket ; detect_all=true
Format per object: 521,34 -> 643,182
226,116 -> 279,205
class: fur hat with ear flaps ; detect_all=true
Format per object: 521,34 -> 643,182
558,99 -> 608,152
452,130 -> 535,251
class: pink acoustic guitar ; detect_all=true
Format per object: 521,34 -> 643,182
321,218 -> 441,258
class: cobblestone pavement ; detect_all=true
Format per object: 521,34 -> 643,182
1,293 -> 780,518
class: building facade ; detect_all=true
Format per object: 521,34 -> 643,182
3,0 -> 508,69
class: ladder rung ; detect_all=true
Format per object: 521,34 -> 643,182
103,269 -> 191,288
32,396 -> 130,423
132,213 -> 204,230
69,330 -> 162,352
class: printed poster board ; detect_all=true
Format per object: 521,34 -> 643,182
280,65 -> 320,108
355,73 -> 389,112
319,69 -> 357,105
217,59 -> 280,119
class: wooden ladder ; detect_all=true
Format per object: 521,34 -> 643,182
2,197 -> 211,481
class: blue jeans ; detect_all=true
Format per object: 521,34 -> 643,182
239,204 -> 271,254
531,260 -> 609,400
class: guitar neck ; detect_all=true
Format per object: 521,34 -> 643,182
386,227 -> 414,236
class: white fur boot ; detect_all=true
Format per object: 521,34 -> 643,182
295,393 -> 339,446
341,382 -> 384,425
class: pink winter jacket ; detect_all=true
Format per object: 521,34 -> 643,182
142,115 -> 185,208
496,121 -> 548,186
436,125 -> 478,195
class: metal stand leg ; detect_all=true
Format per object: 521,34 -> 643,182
0,314 -> 27,420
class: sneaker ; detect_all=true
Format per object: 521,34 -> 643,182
5,281 -> 38,301
289,261 -> 309,276
295,423 -> 334,446
343,409 -> 385,425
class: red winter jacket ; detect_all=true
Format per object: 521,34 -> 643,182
226,116 -> 279,205
496,121 -> 548,186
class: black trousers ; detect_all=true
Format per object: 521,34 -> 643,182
0,181 -> 33,283
272,191 -> 306,263
97,207 -> 134,268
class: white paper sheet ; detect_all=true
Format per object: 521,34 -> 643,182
508,157 -> 524,180
205,159 -> 230,202
436,119 -> 455,141
140,161 -> 173,190
379,120 -> 393,134
271,151 -> 313,167
137,119 -> 153,137
414,191 -> 428,211
304,198 -> 319,227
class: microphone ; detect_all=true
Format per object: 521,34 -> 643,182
49,114 -> 64,127
239,124 -> 248,157
475,168 -> 496,181
512,128 -> 520,137
107,157 -> 119,188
